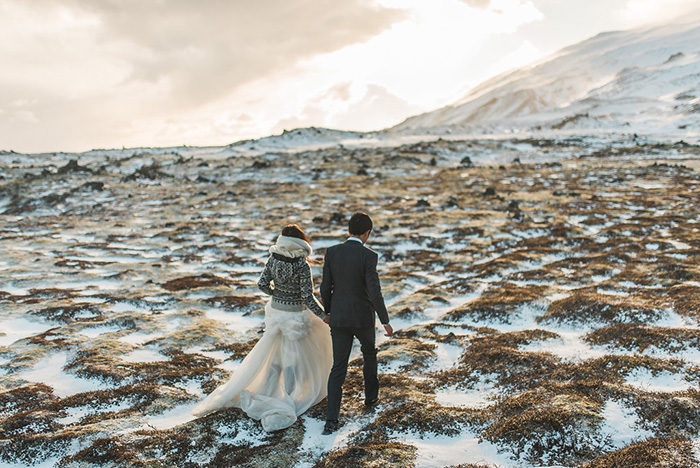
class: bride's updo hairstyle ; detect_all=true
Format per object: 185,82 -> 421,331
282,224 -> 311,244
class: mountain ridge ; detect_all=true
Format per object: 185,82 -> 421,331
390,15 -> 700,137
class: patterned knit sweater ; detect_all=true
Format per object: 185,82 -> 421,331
258,253 -> 326,318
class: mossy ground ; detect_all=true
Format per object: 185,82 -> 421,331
2,138 -> 700,466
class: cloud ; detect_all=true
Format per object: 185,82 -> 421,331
272,82 -> 421,133
71,0 -> 406,107
458,0 -> 492,8
617,0 -> 700,27
0,0 -> 406,152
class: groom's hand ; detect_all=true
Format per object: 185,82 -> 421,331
383,324 -> 394,337
323,316 -> 330,324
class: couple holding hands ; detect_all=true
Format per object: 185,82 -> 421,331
192,212 -> 393,435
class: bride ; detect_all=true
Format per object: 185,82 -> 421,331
192,224 -> 332,432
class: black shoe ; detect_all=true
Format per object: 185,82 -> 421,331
322,420 -> 339,435
365,396 -> 379,407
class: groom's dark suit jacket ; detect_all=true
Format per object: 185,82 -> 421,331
320,240 -> 389,328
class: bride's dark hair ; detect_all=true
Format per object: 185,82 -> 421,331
281,224 -> 319,264
282,224 -> 311,244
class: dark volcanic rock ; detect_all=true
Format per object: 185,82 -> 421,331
57,159 -> 93,174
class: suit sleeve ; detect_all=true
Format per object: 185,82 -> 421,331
365,251 -> 389,324
299,261 -> 327,319
320,250 -> 333,312
257,257 -> 274,296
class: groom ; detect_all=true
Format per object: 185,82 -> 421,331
320,212 -> 393,435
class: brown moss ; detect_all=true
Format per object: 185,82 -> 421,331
0,431 -> 75,466
320,370 -> 434,423
5,141 -> 700,467
27,288 -> 79,300
482,388 -> 611,466
25,327 -> 79,350
585,323 -> 700,353
54,258 -> 113,269
582,436 -> 698,468
394,322 -> 474,343
377,336 -> 436,372
573,354 -> 685,384
445,282 -> 547,323
31,304 -> 104,323
202,294 -> 263,312
464,254 -> 534,278
356,399 -> 471,442
0,383 -> 57,415
435,329 -> 563,391
161,273 -> 234,291
470,328 -> 559,348
207,338 -> 259,362
668,284 -> 700,322
436,277 -> 479,295
625,389 -> 700,437
55,436 -> 140,466
65,348 -> 223,386
313,441 -> 417,468
540,290 -> 665,326
0,408 -> 64,437
444,465 -> 499,468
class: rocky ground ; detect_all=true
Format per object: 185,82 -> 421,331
1,135 -> 700,467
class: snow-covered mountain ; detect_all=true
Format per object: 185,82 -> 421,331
227,127 -> 363,153
392,13 -> 700,136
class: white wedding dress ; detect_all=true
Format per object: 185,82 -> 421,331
192,235 -> 332,432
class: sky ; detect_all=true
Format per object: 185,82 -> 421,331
1,0 -> 698,154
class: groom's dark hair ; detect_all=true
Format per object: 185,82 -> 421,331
348,212 -> 372,236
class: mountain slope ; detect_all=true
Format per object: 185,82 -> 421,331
392,14 -> 700,135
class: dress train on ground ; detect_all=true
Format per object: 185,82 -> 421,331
192,303 -> 332,432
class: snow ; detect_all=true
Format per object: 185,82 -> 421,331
434,381 -> 498,409
600,400 -> 654,449
143,400 -> 199,430
392,15 -> 700,141
118,330 -> 163,346
625,368 -> 695,392
77,323 -> 124,338
0,316 -> 53,346
294,413 -> 383,468
13,352 -> 112,398
0,459 -> 64,468
121,348 -> 169,363
202,307 -> 262,334
393,429 -> 511,468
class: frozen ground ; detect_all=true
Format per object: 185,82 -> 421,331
1,135 -> 700,467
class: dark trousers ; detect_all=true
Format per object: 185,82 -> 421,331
325,326 -> 378,422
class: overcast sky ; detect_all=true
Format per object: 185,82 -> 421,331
1,0 -> 698,153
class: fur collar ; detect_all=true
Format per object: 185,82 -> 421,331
269,235 -> 312,259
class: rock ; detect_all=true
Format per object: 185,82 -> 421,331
329,212 -> 346,225
57,159 -> 92,174
124,162 -> 169,181
81,181 -> 105,191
